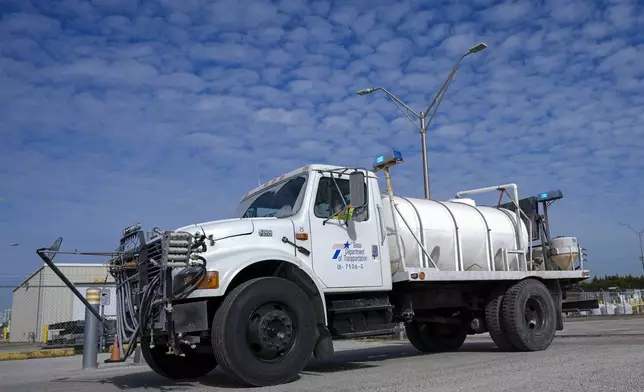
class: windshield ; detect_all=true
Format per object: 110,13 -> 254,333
235,175 -> 307,218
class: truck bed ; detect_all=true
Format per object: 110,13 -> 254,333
393,267 -> 591,283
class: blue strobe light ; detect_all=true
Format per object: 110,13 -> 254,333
536,190 -> 563,202
373,149 -> 404,171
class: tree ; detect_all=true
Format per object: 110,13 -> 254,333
572,274 -> 644,291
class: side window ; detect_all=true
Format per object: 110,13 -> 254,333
313,176 -> 368,221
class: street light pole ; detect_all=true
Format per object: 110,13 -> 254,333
619,223 -> 644,275
357,42 -> 487,199
419,115 -> 429,199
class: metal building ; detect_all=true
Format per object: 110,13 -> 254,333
10,263 -> 115,343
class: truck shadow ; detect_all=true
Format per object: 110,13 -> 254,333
90,341 -> 498,390
301,340 -> 497,374
106,370 -> 244,391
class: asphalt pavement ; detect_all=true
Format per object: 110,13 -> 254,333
2,317 -> 643,392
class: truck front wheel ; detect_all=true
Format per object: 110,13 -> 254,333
211,277 -> 316,387
141,341 -> 217,379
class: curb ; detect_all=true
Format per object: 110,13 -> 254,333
0,348 -> 75,361
555,333 -> 644,339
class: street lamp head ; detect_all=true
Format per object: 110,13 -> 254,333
468,42 -> 487,54
9,243 -> 18,247
619,222 -> 644,235
356,88 -> 377,96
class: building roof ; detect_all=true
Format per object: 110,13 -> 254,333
13,262 -> 110,292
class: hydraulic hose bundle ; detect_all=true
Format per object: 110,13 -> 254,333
110,229 -> 207,359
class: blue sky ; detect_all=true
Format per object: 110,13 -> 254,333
1,0 -> 644,309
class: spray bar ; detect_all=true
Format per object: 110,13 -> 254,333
36,247 -> 110,328
41,250 -> 124,256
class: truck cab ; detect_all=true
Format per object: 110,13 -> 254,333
175,164 -> 391,301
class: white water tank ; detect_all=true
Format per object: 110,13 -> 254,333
381,195 -> 529,273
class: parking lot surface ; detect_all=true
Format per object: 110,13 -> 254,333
2,318 -> 643,392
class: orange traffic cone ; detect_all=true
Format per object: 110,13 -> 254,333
110,333 -> 121,361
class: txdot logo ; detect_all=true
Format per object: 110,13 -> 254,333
331,241 -> 367,263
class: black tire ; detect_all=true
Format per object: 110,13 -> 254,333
141,342 -> 217,380
212,277 -> 316,387
484,287 -> 516,351
405,321 -> 430,352
501,279 -> 557,351
405,322 -> 467,352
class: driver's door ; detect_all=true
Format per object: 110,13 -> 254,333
309,173 -> 383,289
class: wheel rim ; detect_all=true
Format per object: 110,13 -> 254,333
524,296 -> 546,332
246,302 -> 297,362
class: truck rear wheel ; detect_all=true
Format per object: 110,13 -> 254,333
485,287 -> 515,351
405,322 -> 467,352
501,279 -> 557,351
141,342 -> 217,379
212,277 -> 316,387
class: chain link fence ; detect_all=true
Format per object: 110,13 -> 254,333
1,264 -> 117,351
2,283 -> 116,351
564,289 -> 644,317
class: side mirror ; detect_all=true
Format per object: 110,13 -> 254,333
349,171 -> 366,207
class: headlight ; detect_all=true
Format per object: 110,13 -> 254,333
197,271 -> 219,289
173,268 -> 219,295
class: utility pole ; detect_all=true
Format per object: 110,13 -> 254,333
619,223 -> 644,275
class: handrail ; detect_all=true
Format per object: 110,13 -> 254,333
456,183 -> 529,271
497,188 -> 533,270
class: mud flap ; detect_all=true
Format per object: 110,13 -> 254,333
313,324 -> 334,359
556,309 -> 564,331
544,280 -> 564,331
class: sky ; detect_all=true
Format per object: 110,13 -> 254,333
1,0 -> 644,311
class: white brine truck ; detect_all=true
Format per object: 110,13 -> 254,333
107,150 -> 590,386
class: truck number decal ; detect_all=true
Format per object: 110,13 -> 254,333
337,263 -> 364,270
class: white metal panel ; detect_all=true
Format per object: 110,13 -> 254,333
309,172 -> 383,288
41,286 -> 74,326
9,285 -> 40,342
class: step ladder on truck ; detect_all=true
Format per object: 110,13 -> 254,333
36,149 -> 591,387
